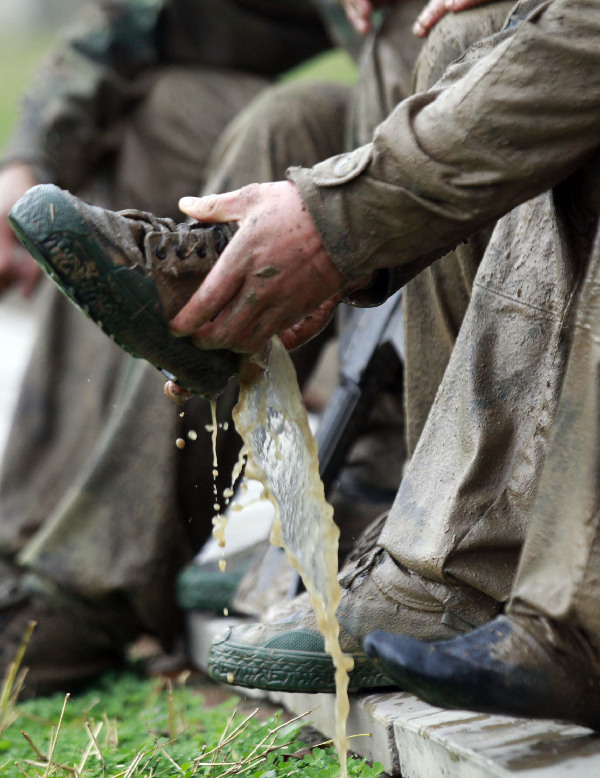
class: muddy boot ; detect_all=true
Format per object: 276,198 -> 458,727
0,560 -> 140,699
364,614 -> 600,729
9,184 -> 239,398
207,515 -> 500,693
177,541 -> 269,614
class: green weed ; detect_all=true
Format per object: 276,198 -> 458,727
0,668 -> 385,777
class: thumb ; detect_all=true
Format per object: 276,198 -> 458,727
179,185 -> 258,223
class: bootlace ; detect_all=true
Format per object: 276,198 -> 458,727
122,210 -> 230,261
154,220 -> 229,261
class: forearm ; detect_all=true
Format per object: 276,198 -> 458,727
290,0 -> 600,292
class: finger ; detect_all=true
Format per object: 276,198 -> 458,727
170,243 -> 247,334
191,291 -> 305,354
191,302 -> 273,354
445,0 -> 490,10
280,313 -> 333,352
348,8 -> 371,34
192,321 -> 269,356
164,380 -> 193,405
280,298 -> 338,352
412,0 -> 447,35
342,0 -> 372,33
178,184 -> 257,223
233,321 -> 274,356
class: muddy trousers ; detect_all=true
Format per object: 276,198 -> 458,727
382,175 -> 600,645
0,69 -> 350,648
508,210 -> 600,647
374,4 -> 600,643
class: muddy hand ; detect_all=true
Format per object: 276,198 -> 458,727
172,181 -> 346,356
0,164 -> 43,298
413,0 -> 496,37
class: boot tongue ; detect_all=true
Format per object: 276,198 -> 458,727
142,222 -> 232,322
114,208 -> 236,323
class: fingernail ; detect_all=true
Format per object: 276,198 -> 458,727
412,21 -> 424,35
179,197 -> 197,209
164,380 -> 192,405
168,325 -> 185,338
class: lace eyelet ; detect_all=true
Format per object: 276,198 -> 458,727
175,245 -> 187,259
154,245 -> 167,260
196,246 -> 207,258
212,227 -> 227,254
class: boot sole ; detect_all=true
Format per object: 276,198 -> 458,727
208,636 -> 394,693
9,186 -> 239,399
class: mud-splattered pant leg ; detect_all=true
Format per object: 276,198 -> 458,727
510,157 -> 600,648
378,3 -> 582,621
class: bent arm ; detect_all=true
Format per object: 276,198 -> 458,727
2,0 -> 331,193
172,0 -> 600,355
290,0 -> 600,294
2,0 -> 165,191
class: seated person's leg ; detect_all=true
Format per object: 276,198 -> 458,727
403,0 -> 514,451
0,66 -> 269,697
206,3 -> 527,695
365,159 -> 600,728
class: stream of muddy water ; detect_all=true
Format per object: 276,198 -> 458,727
223,337 -> 353,777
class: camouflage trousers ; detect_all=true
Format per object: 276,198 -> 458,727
8,0 -> 586,658
0,67 -> 353,646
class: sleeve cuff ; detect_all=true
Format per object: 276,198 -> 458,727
287,144 -> 376,284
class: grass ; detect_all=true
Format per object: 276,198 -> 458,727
0,667 -> 385,777
284,48 -> 357,85
0,627 -> 387,777
0,30 -> 56,153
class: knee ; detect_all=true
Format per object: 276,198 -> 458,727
414,1 -> 514,92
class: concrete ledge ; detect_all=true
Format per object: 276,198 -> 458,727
187,612 -> 600,777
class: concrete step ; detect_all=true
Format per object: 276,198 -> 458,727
186,612 -> 600,777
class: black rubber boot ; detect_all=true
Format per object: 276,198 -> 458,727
364,614 -> 600,730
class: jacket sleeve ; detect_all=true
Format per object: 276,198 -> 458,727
289,0 -> 600,296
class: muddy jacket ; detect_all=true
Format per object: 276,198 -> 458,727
290,0 -> 600,297
2,0 -> 345,191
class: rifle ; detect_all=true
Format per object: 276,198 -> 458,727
317,290 -> 404,494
